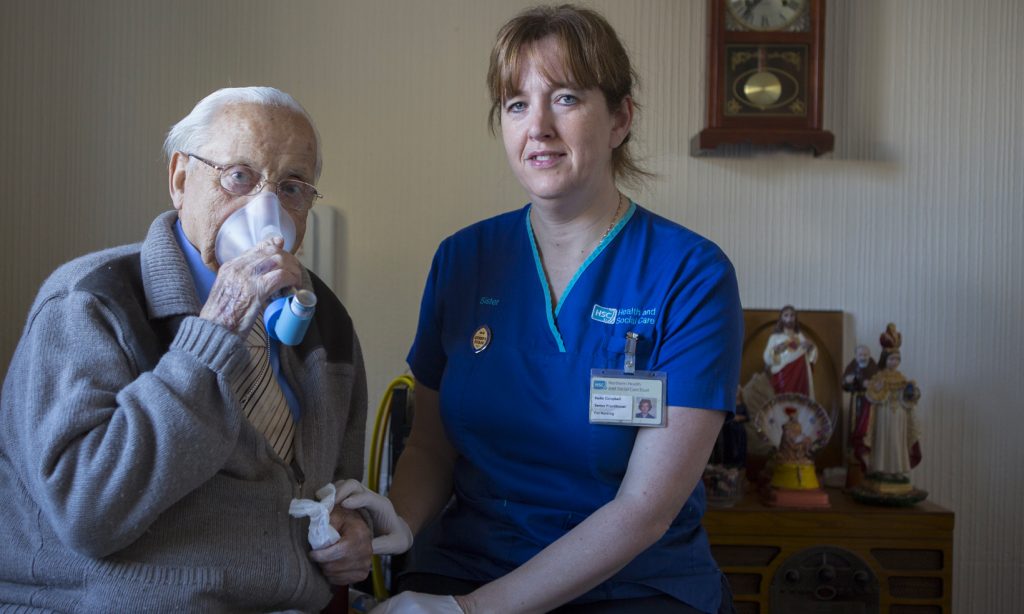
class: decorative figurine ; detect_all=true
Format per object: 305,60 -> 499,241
850,324 -> 927,506
763,305 -> 818,398
752,306 -> 832,508
843,344 -> 879,394
842,344 -> 878,488
703,387 -> 749,507
754,394 -> 833,508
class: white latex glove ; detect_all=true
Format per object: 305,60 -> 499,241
334,479 -> 414,555
369,592 -> 463,614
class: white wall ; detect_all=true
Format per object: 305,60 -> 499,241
1,1 -> 1020,610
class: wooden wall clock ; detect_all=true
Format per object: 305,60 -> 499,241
694,0 -> 834,156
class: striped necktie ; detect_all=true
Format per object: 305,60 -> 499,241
232,314 -> 295,463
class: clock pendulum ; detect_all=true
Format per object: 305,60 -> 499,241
743,47 -> 783,108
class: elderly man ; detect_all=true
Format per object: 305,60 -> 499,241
0,87 -> 373,611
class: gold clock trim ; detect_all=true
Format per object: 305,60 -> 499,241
730,50 -> 803,72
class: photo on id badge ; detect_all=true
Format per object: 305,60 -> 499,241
635,398 -> 658,420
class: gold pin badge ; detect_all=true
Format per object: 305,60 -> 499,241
471,325 -> 492,353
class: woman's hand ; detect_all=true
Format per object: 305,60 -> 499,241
369,592 -> 464,613
457,406 -> 726,613
334,479 -> 414,555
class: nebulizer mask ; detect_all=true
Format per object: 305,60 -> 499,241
215,191 -> 316,345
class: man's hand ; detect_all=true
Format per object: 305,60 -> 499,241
199,236 -> 302,335
307,505 -> 373,586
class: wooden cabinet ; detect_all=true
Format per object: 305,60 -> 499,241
703,488 -> 953,613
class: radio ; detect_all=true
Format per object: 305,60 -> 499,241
703,489 -> 953,613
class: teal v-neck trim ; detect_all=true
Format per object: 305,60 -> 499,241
556,201 -> 635,317
525,201 -> 637,353
526,208 -> 566,352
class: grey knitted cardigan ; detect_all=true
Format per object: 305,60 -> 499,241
0,211 -> 367,612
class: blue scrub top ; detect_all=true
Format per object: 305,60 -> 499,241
406,203 -> 742,610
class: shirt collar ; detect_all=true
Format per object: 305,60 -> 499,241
173,220 -> 216,305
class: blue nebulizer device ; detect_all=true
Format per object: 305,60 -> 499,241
265,289 -> 317,346
215,191 -> 316,346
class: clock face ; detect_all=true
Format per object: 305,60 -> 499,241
724,44 -> 809,117
726,0 -> 809,32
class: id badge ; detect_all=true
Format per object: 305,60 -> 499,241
588,332 -> 667,427
589,369 -> 667,427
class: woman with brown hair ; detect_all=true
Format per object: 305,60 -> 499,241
373,5 -> 742,612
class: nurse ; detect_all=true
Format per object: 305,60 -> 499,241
377,5 -> 742,613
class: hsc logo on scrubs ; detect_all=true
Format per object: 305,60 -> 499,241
591,305 -> 618,325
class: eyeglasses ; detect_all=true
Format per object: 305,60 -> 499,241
184,152 -> 322,212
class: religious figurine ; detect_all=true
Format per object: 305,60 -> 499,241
842,344 -> 878,488
722,387 -> 750,468
763,305 -> 818,399
843,344 -> 879,394
703,387 -> 749,507
754,394 -> 833,508
777,408 -> 813,464
850,324 -> 927,506
743,306 -> 834,507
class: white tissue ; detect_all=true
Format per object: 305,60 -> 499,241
288,482 -> 341,549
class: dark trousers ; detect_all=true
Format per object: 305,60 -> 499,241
396,572 -> 736,614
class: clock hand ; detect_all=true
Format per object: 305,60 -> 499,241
744,0 -> 764,21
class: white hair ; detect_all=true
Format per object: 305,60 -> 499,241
163,86 -> 323,181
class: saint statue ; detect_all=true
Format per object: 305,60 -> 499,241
843,344 -> 878,395
850,324 -> 927,505
703,387 -> 749,507
776,408 -> 813,465
748,306 -> 832,507
753,393 -> 832,508
763,305 -> 818,399
843,344 -> 878,487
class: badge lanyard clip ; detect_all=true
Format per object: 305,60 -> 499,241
623,332 -> 639,375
